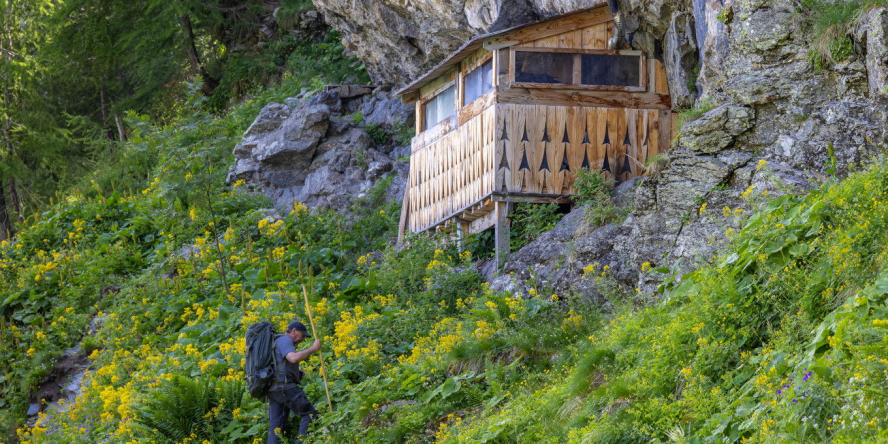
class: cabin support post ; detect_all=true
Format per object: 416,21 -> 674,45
494,201 -> 511,269
456,219 -> 469,250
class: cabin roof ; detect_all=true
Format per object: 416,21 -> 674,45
397,2 -> 609,100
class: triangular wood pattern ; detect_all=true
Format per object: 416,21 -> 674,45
547,106 -> 566,192
404,98 -> 668,233
622,109 -> 637,183
594,108 -> 608,172
510,105 -> 526,192
528,106 -> 547,193
566,107 -> 586,192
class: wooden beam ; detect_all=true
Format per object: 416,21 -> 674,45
496,87 -> 671,110
494,201 -> 511,268
457,220 -> 469,249
412,115 -> 457,152
402,91 -> 420,104
509,81 -> 646,93
398,186 -> 410,242
415,101 -> 423,136
458,91 -> 496,126
491,192 -> 573,204
511,46 -> 641,56
496,48 -> 510,87
468,210 -> 496,234
483,7 -> 610,50
659,110 -> 673,154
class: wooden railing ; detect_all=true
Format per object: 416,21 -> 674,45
406,106 -> 496,232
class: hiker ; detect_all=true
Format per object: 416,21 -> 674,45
268,321 -> 322,444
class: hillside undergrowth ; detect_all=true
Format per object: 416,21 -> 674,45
2,57 -> 888,444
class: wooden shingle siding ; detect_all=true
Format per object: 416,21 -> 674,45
406,102 -> 665,232
398,3 -> 674,240
492,104 -> 660,195
407,105 -> 496,232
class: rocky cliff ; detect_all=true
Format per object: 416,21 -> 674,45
304,0 -> 888,294
227,85 -> 414,214
487,0 -> 888,294
312,0 -> 593,86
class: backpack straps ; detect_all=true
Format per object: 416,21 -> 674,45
273,333 -> 288,384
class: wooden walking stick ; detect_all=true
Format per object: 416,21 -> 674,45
301,283 -> 333,411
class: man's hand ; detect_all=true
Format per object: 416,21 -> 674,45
286,338 -> 322,364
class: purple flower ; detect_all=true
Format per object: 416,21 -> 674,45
792,398 -> 798,403
777,389 -> 782,394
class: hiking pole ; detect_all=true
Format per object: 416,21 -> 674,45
301,283 -> 333,411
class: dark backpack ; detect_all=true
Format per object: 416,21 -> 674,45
244,322 -> 279,399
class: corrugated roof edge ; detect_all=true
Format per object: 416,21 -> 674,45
396,2 -> 609,100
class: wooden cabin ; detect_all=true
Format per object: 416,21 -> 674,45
396,3 -> 672,264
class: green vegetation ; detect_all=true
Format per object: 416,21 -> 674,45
0,0 -> 367,241
3,1 -> 888,443
509,203 -> 564,251
573,169 -> 621,227
803,0 -> 887,70
675,98 -> 715,132
9,115 -> 888,443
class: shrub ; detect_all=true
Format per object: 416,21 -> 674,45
573,169 -> 619,227
133,375 -> 245,442
509,202 -> 564,251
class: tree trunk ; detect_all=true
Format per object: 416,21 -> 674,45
100,76 -> 116,140
115,114 -> 126,142
0,0 -> 16,241
181,13 -> 201,73
181,13 -> 219,96
0,179 -> 9,241
8,178 -> 21,224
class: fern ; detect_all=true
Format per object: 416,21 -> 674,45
133,375 -> 244,442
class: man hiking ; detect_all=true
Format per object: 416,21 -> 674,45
268,321 -> 322,444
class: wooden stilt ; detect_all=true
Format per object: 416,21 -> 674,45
457,220 -> 469,250
494,201 -> 511,269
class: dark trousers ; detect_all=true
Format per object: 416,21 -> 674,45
267,384 -> 318,444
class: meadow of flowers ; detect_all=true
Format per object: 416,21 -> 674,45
2,70 -> 888,444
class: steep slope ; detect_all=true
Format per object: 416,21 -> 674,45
318,0 -> 888,293
4,1 -> 888,443
6,106 -> 888,443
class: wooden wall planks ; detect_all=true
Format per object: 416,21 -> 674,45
531,22 -> 611,49
493,103 -> 662,195
406,106 -> 496,232
405,101 -> 666,233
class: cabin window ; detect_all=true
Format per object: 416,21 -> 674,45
423,85 -> 455,130
463,59 -> 493,106
514,52 -> 574,84
513,50 -> 644,89
580,54 -> 641,87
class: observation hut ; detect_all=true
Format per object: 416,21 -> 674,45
396,3 -> 673,265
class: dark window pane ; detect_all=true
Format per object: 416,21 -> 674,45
580,54 -> 641,87
464,60 -> 493,106
423,86 -> 455,130
515,52 -> 574,84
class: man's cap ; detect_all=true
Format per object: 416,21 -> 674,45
287,321 -> 311,337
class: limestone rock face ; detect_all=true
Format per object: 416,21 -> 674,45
227,86 -> 414,214
679,105 -> 754,154
311,0 -> 888,293
312,0 -> 588,85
